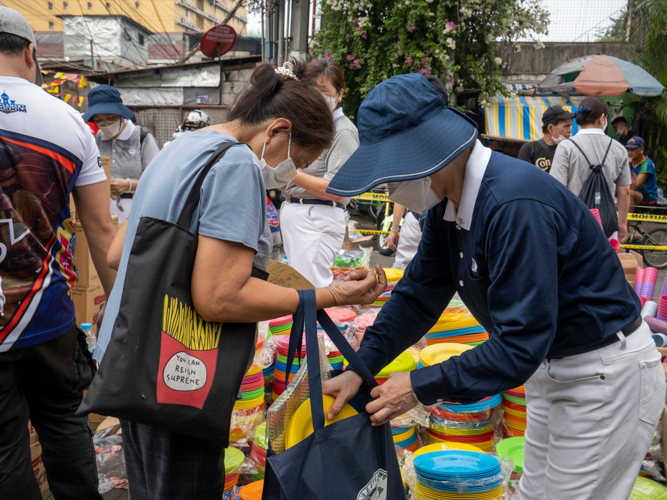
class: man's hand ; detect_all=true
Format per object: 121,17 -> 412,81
325,264 -> 387,307
366,372 -> 418,426
322,370 -> 364,420
387,231 -> 399,251
110,178 -> 131,196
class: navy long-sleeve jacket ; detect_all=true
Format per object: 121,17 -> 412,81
355,150 -> 640,405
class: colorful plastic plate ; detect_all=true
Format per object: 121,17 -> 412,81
224,447 -> 245,475
285,395 -> 358,449
496,436 -> 525,473
502,393 -> 527,406
254,422 -> 268,450
269,315 -> 293,328
413,443 -> 483,457
419,344 -> 473,367
392,427 -> 416,443
413,450 -> 500,477
239,480 -> 264,500
324,308 -> 357,324
501,405 -> 527,419
383,268 -> 404,283
377,352 -> 417,378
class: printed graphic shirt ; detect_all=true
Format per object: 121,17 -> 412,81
517,139 -> 556,173
632,157 -> 658,202
0,77 -> 106,351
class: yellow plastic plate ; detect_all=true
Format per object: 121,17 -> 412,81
412,442 -> 483,457
285,395 -> 358,449
419,343 -> 473,367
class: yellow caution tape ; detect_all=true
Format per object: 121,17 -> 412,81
351,192 -> 391,202
355,229 -> 394,235
627,213 -> 667,223
620,244 -> 667,251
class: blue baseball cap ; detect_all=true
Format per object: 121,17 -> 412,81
326,73 -> 478,197
626,137 -> 645,149
83,85 -> 135,122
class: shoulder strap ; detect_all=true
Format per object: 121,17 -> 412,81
599,138 -> 613,167
568,138 -> 592,168
139,127 -> 148,146
176,142 -> 236,229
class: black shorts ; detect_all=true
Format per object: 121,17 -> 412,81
642,193 -> 657,205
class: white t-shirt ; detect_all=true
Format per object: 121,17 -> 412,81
0,76 -> 107,352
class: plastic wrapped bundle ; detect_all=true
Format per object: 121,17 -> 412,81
501,386 -> 527,438
330,248 -> 371,280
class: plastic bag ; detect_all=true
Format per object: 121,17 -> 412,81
94,432 -> 127,494
330,248 -> 372,279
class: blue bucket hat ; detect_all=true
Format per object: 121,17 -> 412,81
326,73 -> 478,197
82,85 -> 135,123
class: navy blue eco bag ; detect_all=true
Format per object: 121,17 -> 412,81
263,289 -> 405,500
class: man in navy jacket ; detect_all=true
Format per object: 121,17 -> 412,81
323,73 -> 664,500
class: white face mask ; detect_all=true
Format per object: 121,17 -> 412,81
259,132 -> 298,189
323,94 -> 338,112
388,177 -> 443,214
98,119 -> 124,139
551,133 -> 566,145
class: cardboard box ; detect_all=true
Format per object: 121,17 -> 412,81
88,413 -> 107,433
618,252 -> 642,284
31,442 -> 53,500
97,416 -> 122,436
72,216 -> 119,287
71,281 -> 105,327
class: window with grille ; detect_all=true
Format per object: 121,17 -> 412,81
63,1 -> 67,9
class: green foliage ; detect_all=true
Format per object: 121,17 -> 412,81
596,9 -> 627,42
313,0 -> 549,120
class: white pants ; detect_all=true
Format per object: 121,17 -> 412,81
110,197 -> 133,224
519,322 -> 665,500
392,213 -> 422,271
280,203 -> 346,288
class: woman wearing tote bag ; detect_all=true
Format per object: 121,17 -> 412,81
85,59 -> 387,500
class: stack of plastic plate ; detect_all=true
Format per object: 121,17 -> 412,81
418,343 -> 473,369
223,447 -> 245,499
374,268 -> 404,306
272,335 -> 307,400
318,308 -> 356,369
230,365 -> 265,451
392,425 -> 419,455
502,386 -> 526,437
377,352 -> 416,384
268,315 -> 293,337
250,422 -> 268,479
496,437 -> 524,475
239,480 -> 264,500
425,315 -> 489,347
413,451 -> 504,500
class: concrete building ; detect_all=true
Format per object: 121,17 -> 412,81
0,0 -> 247,35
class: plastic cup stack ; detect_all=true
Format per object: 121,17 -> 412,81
590,209 -> 603,231
223,447 -> 245,499
249,423 -> 268,480
658,295 -> 667,321
319,308 -> 357,369
642,300 -> 658,319
268,315 -> 293,337
636,267 -> 658,303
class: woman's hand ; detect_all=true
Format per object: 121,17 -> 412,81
325,264 -> 387,307
322,370 -> 364,420
110,178 -> 131,196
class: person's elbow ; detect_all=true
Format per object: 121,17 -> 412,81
191,283 -> 242,323
617,184 -> 630,196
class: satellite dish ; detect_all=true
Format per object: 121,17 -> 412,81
201,24 -> 238,58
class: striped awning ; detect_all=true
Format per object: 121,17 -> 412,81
483,94 -> 585,142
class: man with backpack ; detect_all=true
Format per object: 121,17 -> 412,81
83,85 -> 160,223
550,96 -> 631,242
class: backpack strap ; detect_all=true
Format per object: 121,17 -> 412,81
600,138 -> 614,167
139,127 -> 148,146
568,138 -> 593,168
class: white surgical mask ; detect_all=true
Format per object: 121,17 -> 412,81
259,132 -> 297,189
388,177 -> 443,214
323,94 -> 338,112
98,119 -> 124,139
551,133 -> 566,145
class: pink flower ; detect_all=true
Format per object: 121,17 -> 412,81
411,25 -> 416,30
398,50 -> 403,55
406,56 -> 413,66
421,58 -> 428,63
354,58 -> 361,63
362,33 -> 367,39
347,54 -> 354,60
356,26 -> 362,31
393,53 -> 398,58
354,18 -> 358,22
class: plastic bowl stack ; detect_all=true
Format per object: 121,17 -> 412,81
320,308 -> 357,369
272,335 -> 313,400
223,447 -> 245,499
496,436 -> 524,482
268,315 -> 293,337
413,450 -> 504,500
230,364 -> 265,452
636,268 -> 659,307
419,344 -> 499,452
238,480 -> 264,500
250,422 -> 268,480
502,386 -> 526,437
425,313 -> 489,347
374,268 -> 404,307
392,425 -> 419,455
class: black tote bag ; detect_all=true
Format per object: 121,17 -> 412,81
78,142 -> 266,443
571,138 -> 618,237
263,289 -> 405,500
